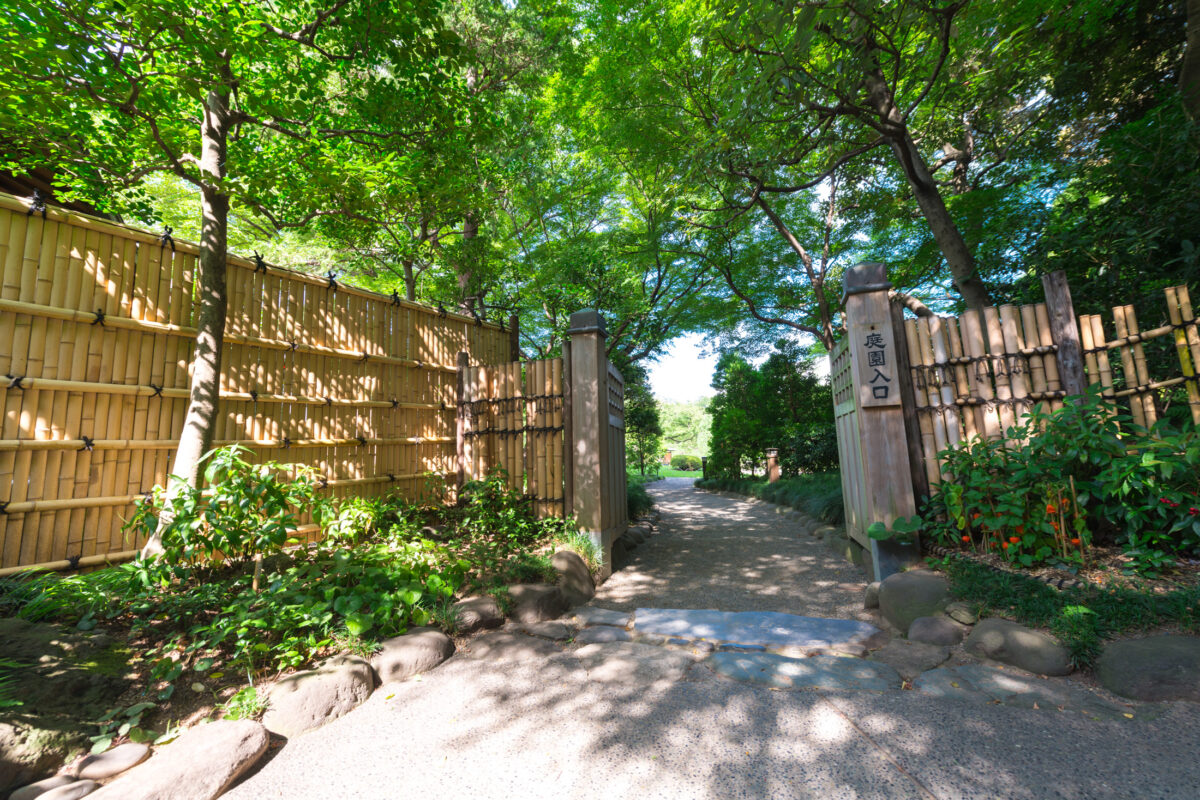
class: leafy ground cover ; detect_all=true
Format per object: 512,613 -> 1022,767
0,447 -> 592,743
694,473 -> 844,525
920,390 -> 1200,579
936,554 -> 1200,669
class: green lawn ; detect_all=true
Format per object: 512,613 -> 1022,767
631,468 -> 704,479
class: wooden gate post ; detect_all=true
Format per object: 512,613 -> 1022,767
766,448 -> 780,483
567,309 -> 623,576
842,263 -> 920,581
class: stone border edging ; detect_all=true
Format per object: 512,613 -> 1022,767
921,541 -> 1084,591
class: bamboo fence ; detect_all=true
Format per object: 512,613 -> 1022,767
458,357 -> 566,518
0,192 -> 512,573
902,284 -> 1199,488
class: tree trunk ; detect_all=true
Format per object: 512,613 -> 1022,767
1183,0 -> 1200,121
142,90 -> 231,557
864,69 -> 990,309
403,257 -> 416,301
457,212 -> 478,314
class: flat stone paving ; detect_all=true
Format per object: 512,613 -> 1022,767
632,608 -> 885,654
226,479 -> 1200,799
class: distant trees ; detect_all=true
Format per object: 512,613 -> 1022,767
707,341 -> 835,477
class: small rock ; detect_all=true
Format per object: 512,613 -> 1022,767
812,525 -> 836,540
371,628 -> 454,684
611,538 -> 630,565
709,652 -> 901,692
625,529 -> 647,546
908,615 -> 966,646
86,720 -> 268,800
73,742 -> 150,780
10,775 -> 78,800
964,618 -> 1072,676
262,655 -> 375,738
864,582 -> 881,609
38,781 -> 97,800
1096,635 -> 1200,702
451,596 -> 504,634
506,584 -> 569,623
575,627 -> 632,644
552,550 -> 595,607
571,607 -> 631,628
945,602 -> 979,625
867,640 -> 951,681
878,570 -> 951,632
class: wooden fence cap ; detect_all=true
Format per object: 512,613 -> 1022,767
842,262 -> 892,301
567,309 -> 607,337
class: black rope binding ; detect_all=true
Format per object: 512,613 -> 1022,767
26,189 -> 47,219
248,390 -> 258,402
149,383 -> 163,397
359,351 -> 369,362
6,374 -> 25,390
391,290 -> 402,307
390,399 -> 399,409
386,473 -> 396,483
436,303 -> 447,317
323,396 -> 333,406
414,360 -> 422,369
289,341 -> 299,352
78,435 -> 95,452
91,308 -> 105,326
0,501 -> 8,514
326,271 -> 338,291
281,436 -> 292,449
160,226 -> 175,251
318,477 -> 329,490
66,554 -> 81,570
356,435 -> 367,446
253,251 -> 268,273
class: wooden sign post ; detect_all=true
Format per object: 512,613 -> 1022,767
841,263 -> 920,581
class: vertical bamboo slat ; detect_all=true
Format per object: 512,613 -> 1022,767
1167,286 -> 1200,424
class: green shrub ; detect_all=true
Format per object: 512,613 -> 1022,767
923,389 -> 1200,575
670,454 -> 702,471
626,473 -> 656,519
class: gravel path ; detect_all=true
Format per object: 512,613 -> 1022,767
595,478 -> 873,621
223,480 -> 1200,800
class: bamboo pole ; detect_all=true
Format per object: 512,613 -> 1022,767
961,309 -> 1001,439
944,316 -> 980,440
1112,305 -> 1147,428
999,305 -> 1032,423
1167,286 -> 1200,424
550,356 -> 563,514
909,318 -> 943,487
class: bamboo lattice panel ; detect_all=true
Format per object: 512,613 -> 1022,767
459,358 -> 566,518
902,286 -> 1199,488
0,193 -> 511,571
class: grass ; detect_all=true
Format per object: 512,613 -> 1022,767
936,555 -> 1200,669
694,473 -> 845,525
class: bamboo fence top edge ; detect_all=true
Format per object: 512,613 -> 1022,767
0,191 -> 505,333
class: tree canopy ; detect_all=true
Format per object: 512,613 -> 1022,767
4,0 -> 1197,380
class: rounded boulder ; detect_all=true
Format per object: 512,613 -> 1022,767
878,570 -> 951,633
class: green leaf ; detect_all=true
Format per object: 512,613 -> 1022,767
344,612 -> 375,636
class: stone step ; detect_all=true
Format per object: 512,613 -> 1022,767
631,608 -> 886,656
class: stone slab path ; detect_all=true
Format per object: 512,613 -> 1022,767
226,478 -> 1200,800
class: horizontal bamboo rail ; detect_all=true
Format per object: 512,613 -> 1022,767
0,436 -> 454,452
0,298 -> 460,373
0,470 -> 455,514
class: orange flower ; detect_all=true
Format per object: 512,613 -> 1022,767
1002,542 -> 1010,550
1009,536 -> 1020,544
1070,537 -> 1082,546
1046,504 -> 1057,514
1051,521 -> 1060,531
961,535 -> 970,543
971,513 -> 981,521
1016,525 -> 1025,535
